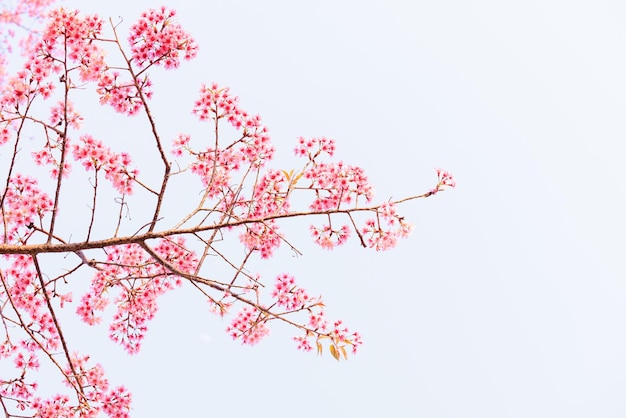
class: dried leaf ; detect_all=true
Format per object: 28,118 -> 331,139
292,171 -> 303,185
340,345 -> 348,360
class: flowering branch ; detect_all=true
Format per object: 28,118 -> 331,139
0,4 -> 455,417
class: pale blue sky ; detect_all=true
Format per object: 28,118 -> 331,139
25,0 -> 626,416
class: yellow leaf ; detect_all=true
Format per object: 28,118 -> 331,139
340,345 -> 348,360
329,344 -> 340,361
281,169 -> 291,181
292,172 -> 303,186
317,341 -> 323,355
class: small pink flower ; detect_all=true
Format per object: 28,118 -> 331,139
226,307 -> 270,345
430,167 -> 456,194
72,134 -> 138,194
128,7 -> 198,71
310,223 -> 351,249
272,273 -> 313,311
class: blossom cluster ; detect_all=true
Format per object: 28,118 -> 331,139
191,82 -> 241,122
72,134 -> 139,195
174,84 -> 275,200
39,8 -> 106,83
237,169 -> 292,258
238,221 -> 283,259
76,238 -> 198,354
97,71 -> 153,116
0,66 -> 54,109
1,254 -> 60,351
48,99 -> 83,129
293,318 -> 363,360
271,273 -> 313,311
1,174 -> 54,243
361,202 -> 414,251
293,316 -> 363,359
294,135 -> 336,159
1,254 -> 63,414
225,306 -> 270,346
431,167 -> 457,194
226,273 -> 361,359
188,146 -> 242,196
309,223 -> 351,250
0,0 -> 54,85
301,160 -> 374,211
295,136 -> 374,212
3,6 -> 196,118
128,6 -> 198,70
292,135 -> 415,252
191,83 -> 275,165
31,99 -> 83,179
26,353 -> 132,417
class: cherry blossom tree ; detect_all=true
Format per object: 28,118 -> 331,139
0,3 -> 455,417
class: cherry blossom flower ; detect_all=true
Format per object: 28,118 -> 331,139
128,6 -> 198,70
272,273 -> 314,311
310,223 -> 351,250
430,167 -> 457,194
226,306 -> 270,345
76,239 -> 197,354
294,136 -> 336,158
72,134 -> 138,195
1,174 -> 53,242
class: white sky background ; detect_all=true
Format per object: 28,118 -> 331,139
22,0 -> 626,416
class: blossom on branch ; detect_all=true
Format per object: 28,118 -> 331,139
0,2 -> 455,415
128,6 -> 198,70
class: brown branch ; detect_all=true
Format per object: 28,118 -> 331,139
86,170 -> 99,241
0,270 -> 83,402
109,18 -> 170,233
47,34 -> 71,243
137,241 -> 328,335
31,255 -> 84,396
1,96 -> 35,244
0,195 -> 431,255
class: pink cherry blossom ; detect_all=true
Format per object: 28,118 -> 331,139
72,134 -> 138,195
430,167 -> 457,194
239,220 -> 283,259
272,273 -> 314,311
190,83 -> 275,166
128,6 -> 198,70
310,223 -> 351,250
38,8 -> 106,83
303,161 -> 374,211
0,0 -> 54,86
1,174 -> 53,242
96,71 -> 152,116
294,136 -> 336,159
226,306 -> 270,345
77,239 -> 197,354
